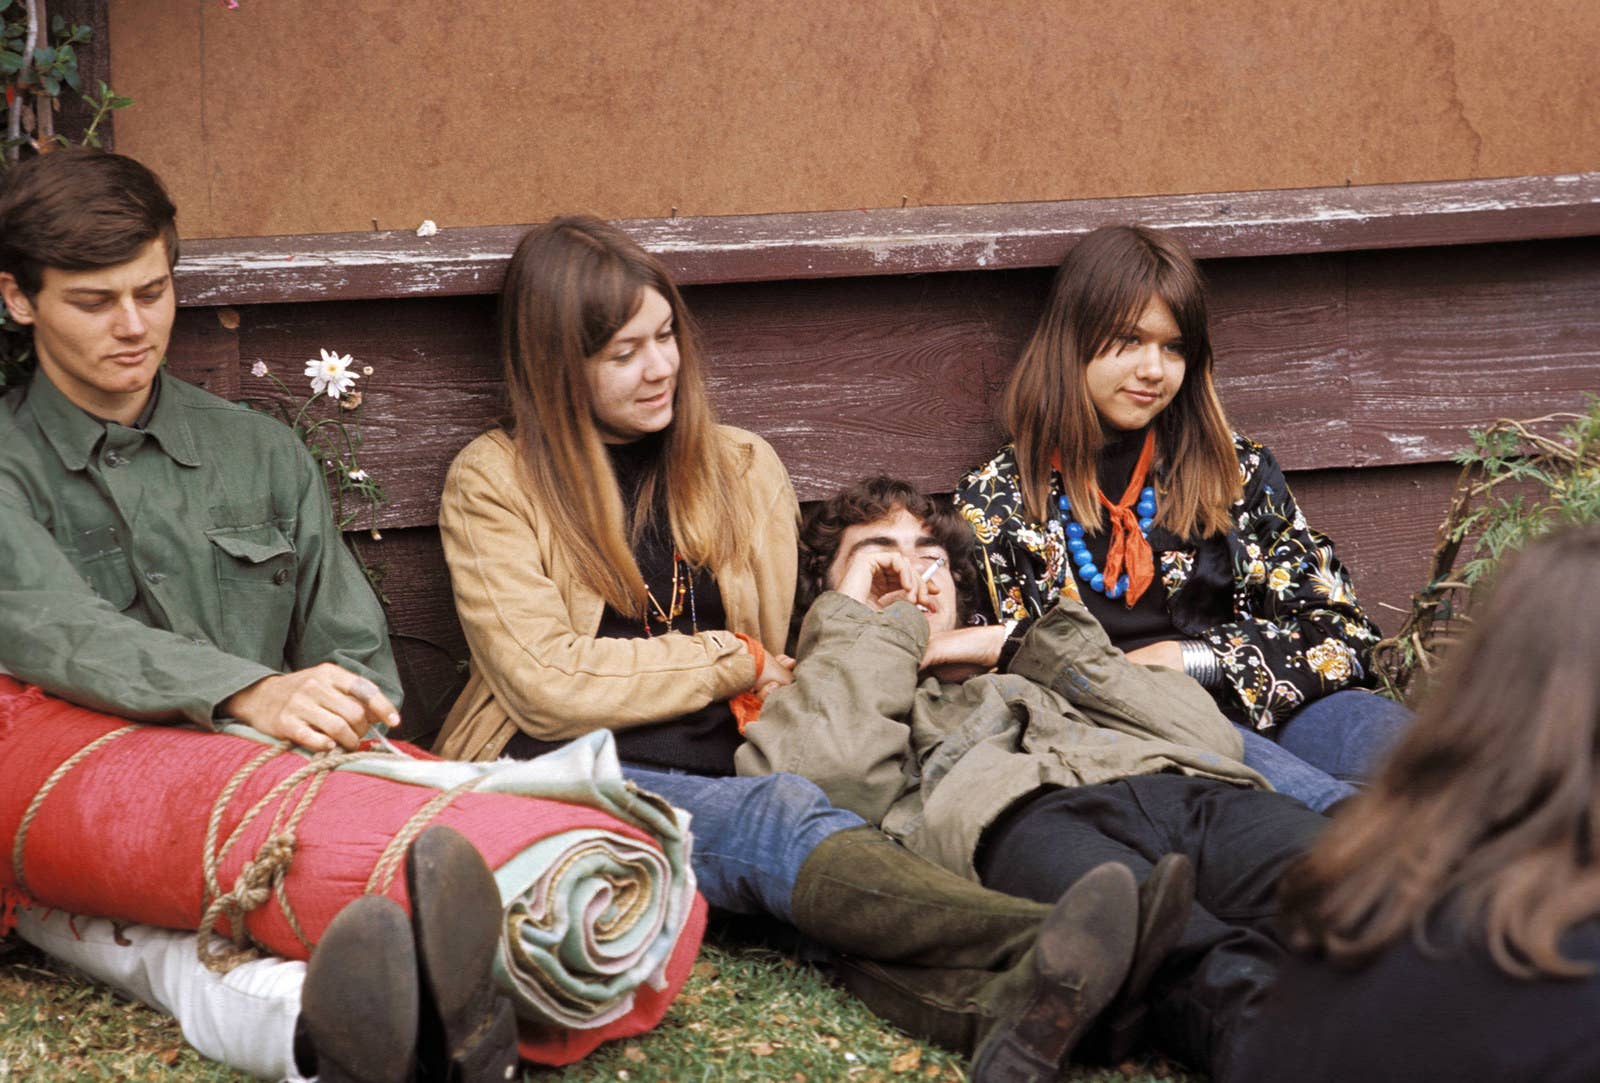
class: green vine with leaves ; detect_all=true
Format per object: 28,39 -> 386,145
1373,395 -> 1600,701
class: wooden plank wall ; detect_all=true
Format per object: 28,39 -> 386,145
160,178 -> 1600,735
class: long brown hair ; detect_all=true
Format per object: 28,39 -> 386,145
1000,224 -> 1239,539
499,215 -> 748,616
1280,523 -> 1600,977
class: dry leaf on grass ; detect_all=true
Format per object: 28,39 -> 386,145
890,1047 -> 922,1072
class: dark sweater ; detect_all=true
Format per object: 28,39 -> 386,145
504,435 -> 741,775
1226,916 -> 1600,1083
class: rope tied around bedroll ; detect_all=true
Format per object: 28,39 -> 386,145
3,700 -> 481,975
12,724 -> 141,899
196,741 -> 482,974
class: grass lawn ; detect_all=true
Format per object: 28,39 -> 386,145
1,926 -> 1199,1083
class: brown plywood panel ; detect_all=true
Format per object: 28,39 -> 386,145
1206,254 -> 1354,470
110,1 -> 1600,239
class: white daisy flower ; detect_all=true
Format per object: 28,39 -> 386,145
305,348 -> 359,398
250,360 -> 269,378
348,469 -> 369,481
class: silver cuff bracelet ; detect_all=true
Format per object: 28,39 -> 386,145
1180,639 -> 1222,688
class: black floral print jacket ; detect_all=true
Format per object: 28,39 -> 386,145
955,435 -> 1381,730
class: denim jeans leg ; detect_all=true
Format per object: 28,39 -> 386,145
1274,689 -> 1413,782
621,766 -> 864,923
1232,724 -> 1356,813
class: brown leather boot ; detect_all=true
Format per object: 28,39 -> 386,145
1093,853 -> 1195,1064
301,896 -> 420,1083
407,825 -> 520,1083
967,861 -> 1139,1083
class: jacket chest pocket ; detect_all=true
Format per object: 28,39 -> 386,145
206,523 -> 296,663
72,523 -> 136,610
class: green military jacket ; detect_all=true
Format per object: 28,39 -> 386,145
0,371 -> 399,726
737,592 -> 1267,881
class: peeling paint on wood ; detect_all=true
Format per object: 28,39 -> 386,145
174,173 -> 1600,307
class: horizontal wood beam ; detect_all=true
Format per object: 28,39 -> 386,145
175,173 -> 1600,306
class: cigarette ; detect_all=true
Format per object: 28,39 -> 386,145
919,556 -> 947,583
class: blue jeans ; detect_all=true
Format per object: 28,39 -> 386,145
621,766 -> 863,924
1276,689 -> 1412,782
1235,690 -> 1413,813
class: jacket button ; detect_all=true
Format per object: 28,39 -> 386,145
144,570 -> 166,584
273,567 -> 291,585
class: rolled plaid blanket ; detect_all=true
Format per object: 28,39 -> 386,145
0,676 -> 704,1065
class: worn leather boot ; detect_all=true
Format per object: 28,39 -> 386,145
1088,852 -> 1196,1063
788,826 -> 1050,970
301,895 -> 421,1083
407,825 -> 520,1083
966,861 -> 1139,1082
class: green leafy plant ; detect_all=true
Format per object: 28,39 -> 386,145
1373,396 -> 1600,700
245,351 -> 389,593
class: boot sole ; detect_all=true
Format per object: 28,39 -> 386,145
1100,853 -> 1196,1063
407,825 -> 521,1083
303,896 -> 420,1083
970,862 -> 1139,1083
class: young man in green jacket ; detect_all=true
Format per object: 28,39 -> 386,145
0,149 -> 516,1083
737,476 -> 1335,1077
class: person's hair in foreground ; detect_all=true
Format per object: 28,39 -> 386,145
1001,224 -> 1239,539
797,475 -> 982,620
0,147 -> 179,292
498,214 -> 748,615
1281,522 -> 1600,977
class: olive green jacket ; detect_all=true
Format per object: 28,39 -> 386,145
736,592 -> 1267,880
0,372 -> 398,726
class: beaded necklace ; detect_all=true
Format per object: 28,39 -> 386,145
1052,428 -> 1159,605
643,550 -> 699,636
1058,487 -> 1157,600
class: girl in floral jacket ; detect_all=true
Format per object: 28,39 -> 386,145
956,225 -> 1409,811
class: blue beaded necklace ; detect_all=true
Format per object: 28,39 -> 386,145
1058,487 -> 1157,599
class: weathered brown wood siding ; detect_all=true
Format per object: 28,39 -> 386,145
160,177 -> 1600,732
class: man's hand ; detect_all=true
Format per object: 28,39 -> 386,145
921,625 -> 1007,682
836,550 -> 922,610
1124,640 -> 1184,672
221,663 -> 401,752
755,652 -> 796,697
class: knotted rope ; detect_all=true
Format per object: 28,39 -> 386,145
11,717 -> 486,974
196,744 -> 480,974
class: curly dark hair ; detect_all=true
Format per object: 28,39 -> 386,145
798,476 -> 983,624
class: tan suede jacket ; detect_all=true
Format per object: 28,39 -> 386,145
737,593 -> 1268,881
434,426 -> 798,762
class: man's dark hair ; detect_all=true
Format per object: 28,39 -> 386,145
0,148 -> 178,296
798,476 -> 983,623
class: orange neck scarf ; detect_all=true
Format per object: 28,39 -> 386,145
1054,428 -> 1157,607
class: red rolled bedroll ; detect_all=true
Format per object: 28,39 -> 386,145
0,677 -> 706,1066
